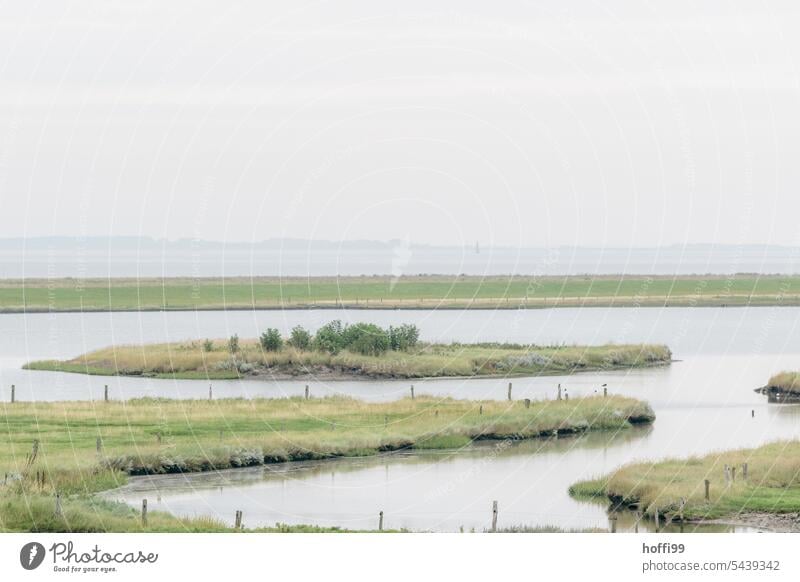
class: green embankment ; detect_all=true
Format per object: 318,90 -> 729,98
2,274 -> 800,312
1,395 -> 653,532
25,341 -> 672,380
569,441 -> 800,523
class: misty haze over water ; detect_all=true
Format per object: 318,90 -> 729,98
1,238 -> 799,278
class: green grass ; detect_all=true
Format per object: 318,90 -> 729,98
25,340 -> 672,380
567,477 -> 610,500
0,394 -> 653,532
569,441 -> 800,522
2,274 -> 800,311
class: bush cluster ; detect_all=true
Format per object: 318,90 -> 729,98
256,321 -> 420,356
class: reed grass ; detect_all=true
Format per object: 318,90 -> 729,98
569,441 -> 800,521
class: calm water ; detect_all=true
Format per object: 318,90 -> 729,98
3,307 -> 800,531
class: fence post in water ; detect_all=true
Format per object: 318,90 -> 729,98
410,385 -> 414,400
305,385 -> 309,400
234,510 -> 242,529
704,479 -> 710,501
10,385 -> 15,403
491,500 -> 498,532
557,384 -> 562,401
104,385 -> 108,402
524,398 -> 531,409
378,511 -> 384,531
609,515 -> 617,533
603,384 -> 608,398
141,499 -> 148,527
507,382 -> 512,401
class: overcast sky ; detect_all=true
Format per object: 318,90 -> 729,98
1,0 -> 798,248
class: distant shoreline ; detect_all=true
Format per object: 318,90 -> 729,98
2,274 -> 800,312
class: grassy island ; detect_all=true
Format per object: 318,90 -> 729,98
2,274 -> 800,312
756,371 -> 800,402
25,341 -> 671,380
569,441 -> 800,530
0,394 -> 653,532
24,318 -> 671,380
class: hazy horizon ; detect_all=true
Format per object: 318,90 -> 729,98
2,1 -> 799,249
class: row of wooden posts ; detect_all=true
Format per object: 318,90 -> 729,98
5,381 -> 605,403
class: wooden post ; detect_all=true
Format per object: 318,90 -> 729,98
96,437 -> 102,454
479,405 -> 483,415
679,498 -> 686,521
603,384 -> 608,397
654,510 -> 660,531
54,492 -> 62,518
751,409 -> 755,418
609,515 -> 617,533
507,382 -> 512,401
208,384 -> 213,400
378,511 -> 384,531
742,463 -> 748,480
104,385 -> 108,402
731,466 -> 736,483
524,398 -> 531,409
564,390 -> 569,401
305,385 -> 309,400
141,499 -> 148,527
10,385 -> 15,403
704,479 -> 710,501
491,500 -> 498,532
434,409 -> 438,418
635,511 -> 641,533
234,510 -> 242,529
410,385 -> 414,400
724,464 -> 730,485
557,384 -> 562,401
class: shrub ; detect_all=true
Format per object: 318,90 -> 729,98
259,328 -> 283,352
313,320 -> 346,354
342,323 -> 390,356
389,324 -> 420,351
228,334 -> 240,354
287,326 -> 311,350
202,339 -> 214,352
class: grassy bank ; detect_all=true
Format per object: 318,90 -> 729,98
2,274 -> 800,312
1,395 -> 653,532
569,441 -> 800,524
25,341 -> 671,380
760,371 -> 800,395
